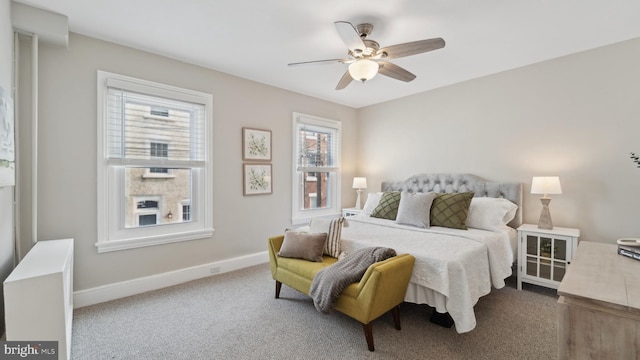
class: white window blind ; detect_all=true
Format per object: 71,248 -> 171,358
106,84 -> 206,168
295,121 -> 339,173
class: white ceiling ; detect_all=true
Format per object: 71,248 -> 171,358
14,0 -> 640,108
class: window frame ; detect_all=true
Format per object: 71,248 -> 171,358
291,112 -> 341,225
96,71 -> 214,253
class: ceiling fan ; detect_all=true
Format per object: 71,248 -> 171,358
288,21 -> 445,90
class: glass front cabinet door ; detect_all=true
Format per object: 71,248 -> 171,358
517,224 -> 580,290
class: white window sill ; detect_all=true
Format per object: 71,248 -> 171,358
142,173 -> 176,179
96,228 -> 214,253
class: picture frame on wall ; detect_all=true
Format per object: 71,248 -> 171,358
242,127 -> 271,161
243,163 -> 272,195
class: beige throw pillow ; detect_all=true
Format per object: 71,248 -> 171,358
277,231 -> 327,262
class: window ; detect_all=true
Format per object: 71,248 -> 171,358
149,142 -> 169,174
135,197 -> 160,226
292,113 -> 341,224
150,107 -> 169,117
182,202 -> 191,221
97,71 -> 213,252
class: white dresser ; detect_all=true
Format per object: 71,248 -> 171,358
4,238 -> 74,360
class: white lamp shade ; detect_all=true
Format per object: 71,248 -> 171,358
348,59 -> 378,82
352,177 -> 367,189
531,176 -> 562,196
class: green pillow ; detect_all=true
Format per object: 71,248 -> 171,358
370,192 -> 402,220
430,192 -> 474,230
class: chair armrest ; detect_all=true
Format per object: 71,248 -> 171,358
352,254 -> 416,323
268,235 -> 285,277
358,254 -> 415,294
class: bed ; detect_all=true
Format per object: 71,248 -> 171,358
339,173 -> 522,333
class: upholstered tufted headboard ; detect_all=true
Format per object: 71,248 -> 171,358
381,173 -> 523,228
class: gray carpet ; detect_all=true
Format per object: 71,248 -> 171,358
71,263 -> 558,359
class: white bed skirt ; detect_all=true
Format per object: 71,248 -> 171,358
403,282 -> 477,333
404,282 -> 448,312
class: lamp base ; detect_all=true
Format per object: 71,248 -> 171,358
355,189 -> 363,210
537,197 -> 553,230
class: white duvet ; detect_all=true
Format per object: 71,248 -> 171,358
340,215 -> 515,333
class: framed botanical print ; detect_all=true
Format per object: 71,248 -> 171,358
242,127 -> 271,161
243,163 -> 272,195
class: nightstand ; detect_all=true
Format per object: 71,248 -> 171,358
342,208 -> 362,217
517,224 -> 580,290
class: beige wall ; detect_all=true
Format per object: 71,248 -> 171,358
0,0 -> 15,335
357,37 -> 640,243
23,33 -> 357,291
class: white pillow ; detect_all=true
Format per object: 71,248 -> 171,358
395,191 -> 437,228
361,192 -> 383,216
466,197 -> 518,232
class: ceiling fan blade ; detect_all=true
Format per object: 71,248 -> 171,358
334,21 -> 366,54
288,58 -> 351,66
335,70 -> 353,90
378,61 -> 416,82
378,38 -> 445,59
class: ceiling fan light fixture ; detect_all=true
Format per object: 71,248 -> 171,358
348,59 -> 378,82
289,21 -> 445,90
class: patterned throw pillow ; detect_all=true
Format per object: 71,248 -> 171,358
370,192 -> 402,220
430,192 -> 475,230
310,217 -> 345,258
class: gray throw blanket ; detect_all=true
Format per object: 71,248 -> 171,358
309,247 -> 397,314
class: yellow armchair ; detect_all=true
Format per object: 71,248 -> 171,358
268,235 -> 415,351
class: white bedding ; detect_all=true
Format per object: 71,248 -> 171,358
340,215 -> 516,333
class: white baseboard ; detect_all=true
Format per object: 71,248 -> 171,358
73,251 -> 269,308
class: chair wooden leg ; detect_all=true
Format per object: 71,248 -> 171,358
275,281 -> 282,299
392,305 -> 401,330
362,322 -> 374,352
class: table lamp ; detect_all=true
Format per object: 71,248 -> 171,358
531,176 -> 562,230
352,177 -> 367,209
